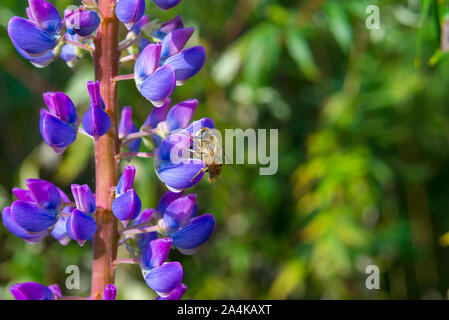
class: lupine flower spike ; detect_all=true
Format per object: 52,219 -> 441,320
4,0 -> 215,301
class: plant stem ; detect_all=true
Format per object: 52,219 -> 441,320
116,152 -> 153,160
90,0 -> 120,300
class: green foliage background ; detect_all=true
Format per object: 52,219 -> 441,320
1,0 -> 449,299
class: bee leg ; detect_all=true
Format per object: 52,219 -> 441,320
190,167 -> 208,182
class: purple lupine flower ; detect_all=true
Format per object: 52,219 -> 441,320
112,166 -> 142,226
154,119 -> 215,192
139,25 -> 206,86
10,282 -> 56,300
141,98 -> 198,147
156,193 -> 216,255
71,184 -> 96,214
153,0 -> 183,10
8,0 -> 62,59
65,9 -> 100,37
115,0 -> 146,30
157,283 -> 187,300
40,92 -> 78,154
119,107 -> 141,153
141,238 -> 183,296
134,43 -> 176,107
66,209 -> 97,246
82,81 -> 111,139
104,284 -> 117,300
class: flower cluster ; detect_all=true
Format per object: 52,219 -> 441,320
5,0 -> 215,301
2,179 -> 97,246
8,0 -> 100,68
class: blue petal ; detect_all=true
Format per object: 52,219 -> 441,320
161,27 -> 194,59
66,209 -> 97,246
138,65 -> 176,106
40,111 -> 77,154
164,46 -> 206,82
42,92 -> 77,125
10,282 -> 54,300
152,0 -> 183,10
141,238 -> 172,269
166,99 -> 198,131
156,190 -> 184,215
50,214 -> 71,245
158,133 -> 192,163
25,178 -> 62,210
81,106 -> 111,139
116,166 -> 136,196
111,189 -> 142,224
71,184 -> 96,214
2,207 -> 47,242
8,17 -> 56,55
60,43 -> 76,62
158,15 -> 184,35
163,194 -> 197,232
171,214 -> 216,254
157,283 -> 187,300
144,262 -> 183,295
115,0 -> 146,30
65,10 -> 100,37
12,188 -> 34,202
134,43 -> 162,83
10,201 -> 57,233
27,0 -> 62,34
157,159 -> 205,191
142,98 -> 170,131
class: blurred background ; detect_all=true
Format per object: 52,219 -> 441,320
2,0 -> 449,300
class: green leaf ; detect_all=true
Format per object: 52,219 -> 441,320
325,1 -> 353,53
286,28 -> 320,81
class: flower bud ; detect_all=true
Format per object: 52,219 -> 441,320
82,81 -> 111,139
65,10 -> 100,37
71,184 -> 96,214
112,189 -> 142,226
66,209 -> 97,246
40,92 -> 78,154
116,166 -> 136,196
104,284 -> 117,300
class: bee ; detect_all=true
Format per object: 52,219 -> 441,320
189,127 -> 223,183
